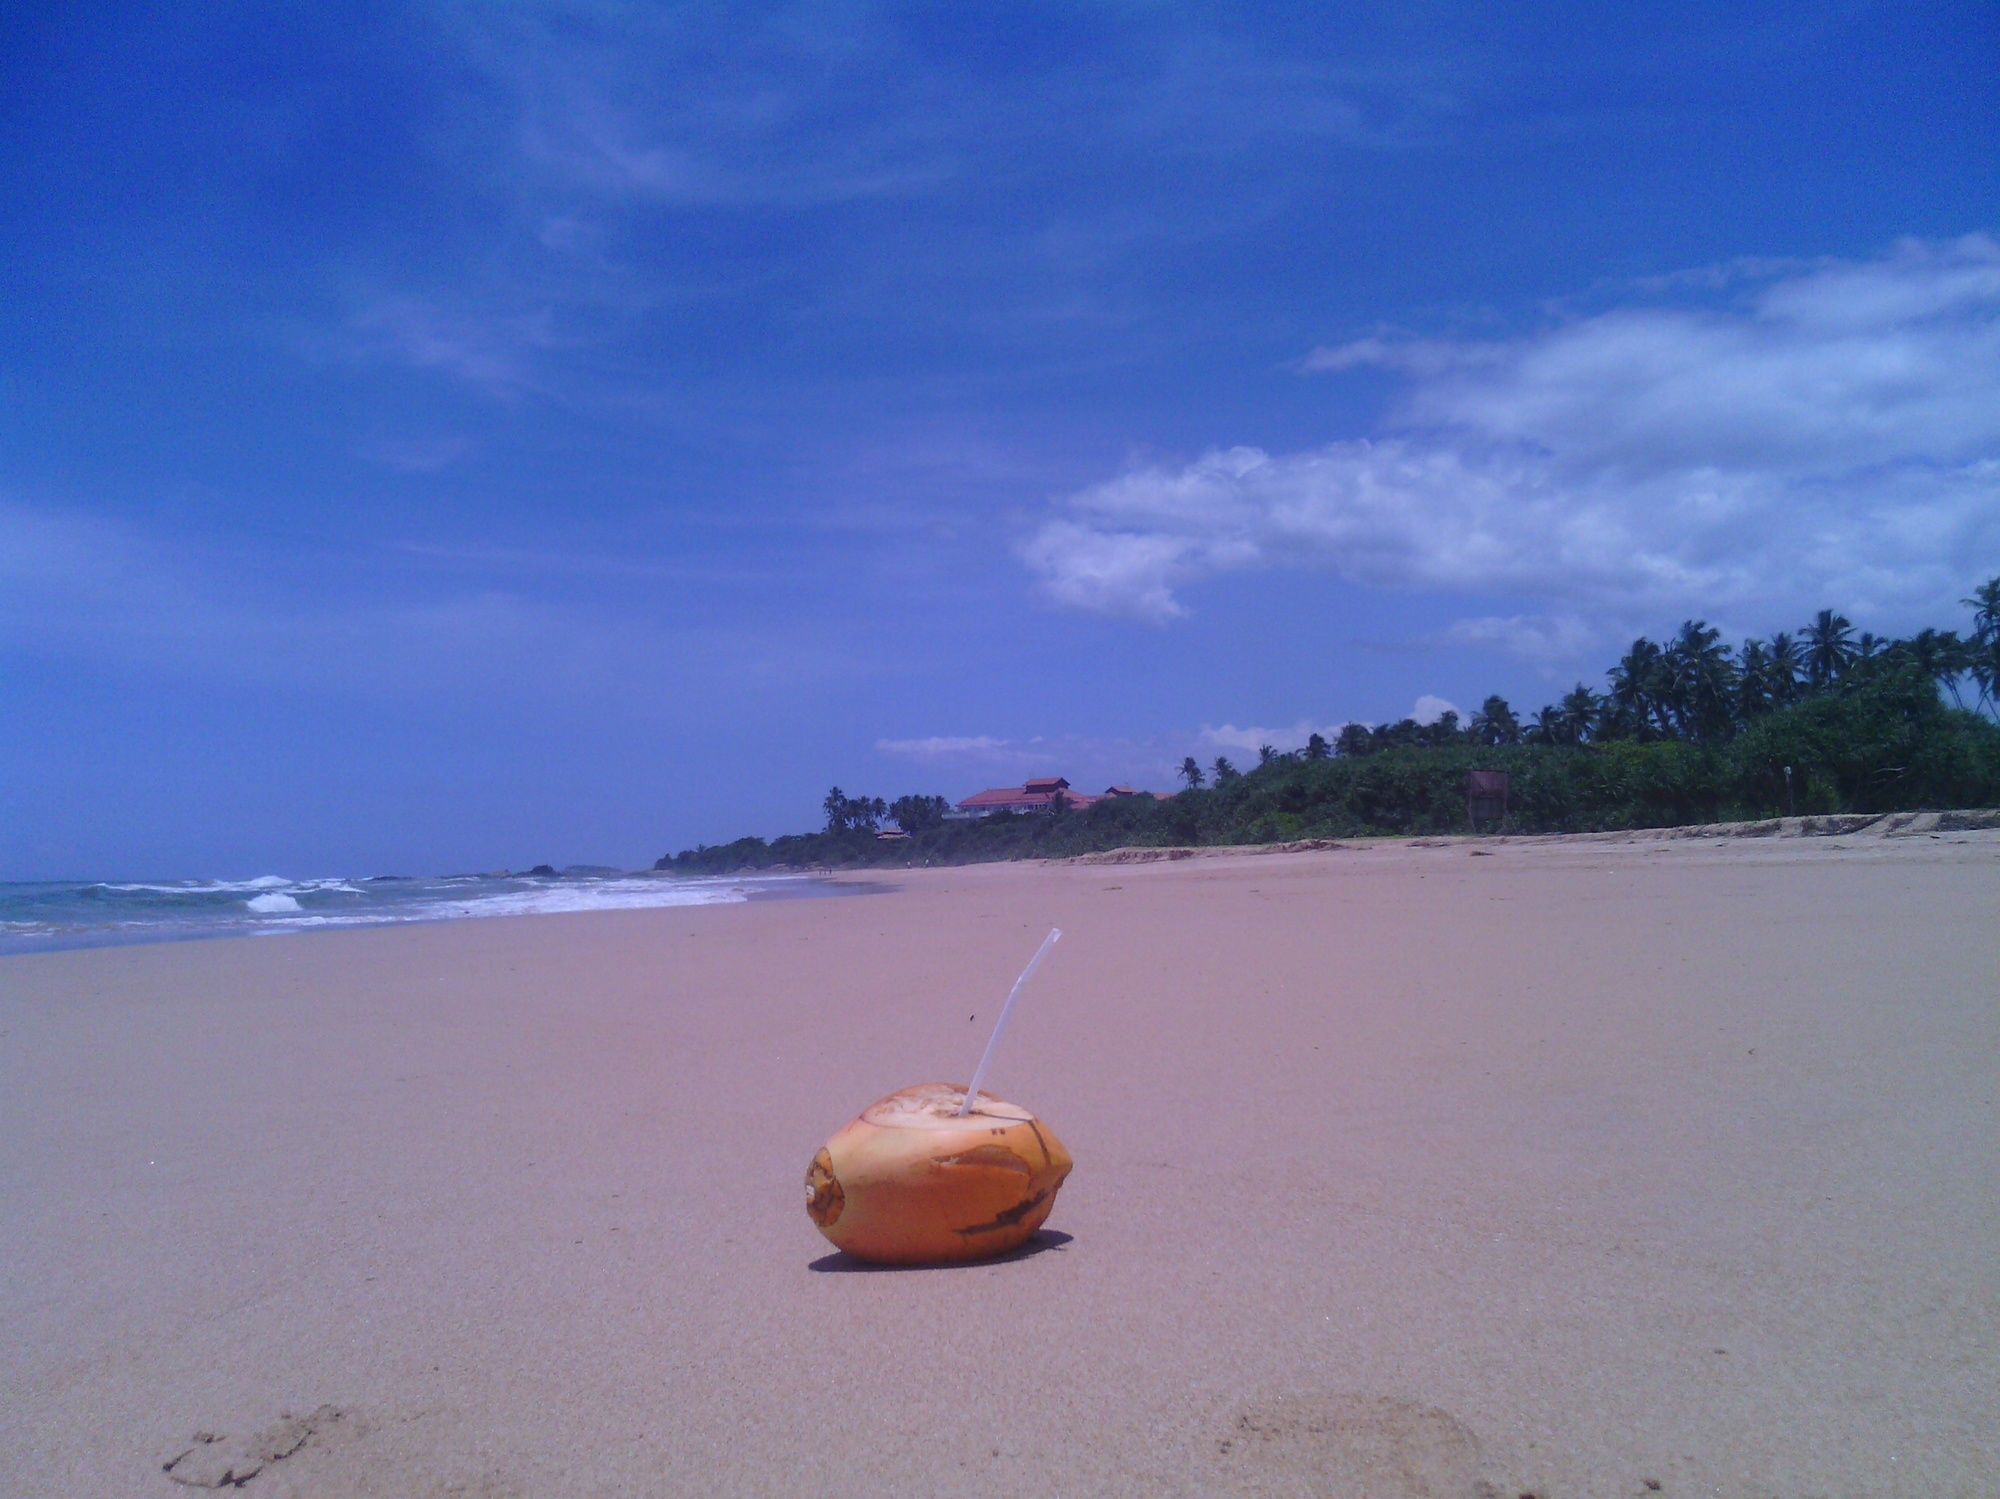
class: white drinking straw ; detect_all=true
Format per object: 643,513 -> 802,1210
957,927 -> 1062,1116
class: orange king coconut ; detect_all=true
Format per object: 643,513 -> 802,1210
804,928 -> 1072,1265
805,1083 -> 1073,1264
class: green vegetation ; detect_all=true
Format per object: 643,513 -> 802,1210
657,583 -> 2000,874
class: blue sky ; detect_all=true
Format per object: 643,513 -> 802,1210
3,2 -> 1996,878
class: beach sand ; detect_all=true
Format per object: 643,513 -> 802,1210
4,830 -> 1998,1497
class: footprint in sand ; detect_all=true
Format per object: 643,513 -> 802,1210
158,1406 -> 528,1497
1214,1393 -> 1497,1498
160,1406 -> 347,1489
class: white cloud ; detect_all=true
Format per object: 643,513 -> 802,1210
1197,703 -> 1459,748
456,8 -> 953,212
874,735 -> 1014,758
1436,613 -> 1597,665
337,295 -> 557,397
1020,520 -> 1230,625
454,7 -> 1440,218
1024,235 -> 2000,632
1299,335 -> 1490,376
1197,720 -> 1351,755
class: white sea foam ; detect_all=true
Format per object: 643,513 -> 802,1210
411,878 -> 753,919
5,872 -> 825,955
100,876 -> 299,894
251,876 -> 766,932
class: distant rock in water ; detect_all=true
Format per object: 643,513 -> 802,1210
525,864 -> 559,878
366,874 -> 411,883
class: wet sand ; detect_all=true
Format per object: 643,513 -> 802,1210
4,830 -> 1998,1496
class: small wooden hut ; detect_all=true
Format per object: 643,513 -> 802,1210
1465,769 -> 1510,830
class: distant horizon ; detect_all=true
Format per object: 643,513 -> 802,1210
4,4 -> 1994,879
9,580 -> 1998,882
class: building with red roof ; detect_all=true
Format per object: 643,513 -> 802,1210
952,776 -> 1088,817
950,778 -> 1155,819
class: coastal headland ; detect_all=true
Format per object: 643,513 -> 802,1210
4,829 -> 1997,1496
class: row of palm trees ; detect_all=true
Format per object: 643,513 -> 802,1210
1177,580 -> 2000,776
1491,584 -> 2000,749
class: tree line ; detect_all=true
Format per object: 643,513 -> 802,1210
657,580 -> 2000,873
1175,582 -> 2000,789
821,789 -> 951,835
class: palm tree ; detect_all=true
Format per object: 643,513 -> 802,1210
1848,631 -> 1890,682
1558,684 -> 1601,745
1469,694 -> 1522,746
890,794 -> 948,833
1179,756 -> 1205,789
1965,576 -> 2000,641
1666,619 -> 1736,741
1526,705 -> 1565,746
1257,743 -> 1279,768
1973,646 -> 2000,717
1335,723 -> 1373,758
1608,638 -> 1671,739
1737,638 -> 1775,721
1966,577 -> 2000,717
1904,628 -> 1969,708
1304,732 -> 1331,761
1766,632 -> 1805,707
1966,633 -> 2000,718
1803,609 -> 1856,690
1212,756 -> 1240,784
822,788 -> 885,833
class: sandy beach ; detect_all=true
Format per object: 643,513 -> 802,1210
4,830 -> 1997,1498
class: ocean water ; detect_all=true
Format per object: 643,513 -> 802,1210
0,870 -> 845,956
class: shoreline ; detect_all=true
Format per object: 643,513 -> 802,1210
1061,805 -> 2000,863
5,833 -> 1997,1495
678,805 -> 2000,878
14,802 -> 1998,959
0,870 -> 878,961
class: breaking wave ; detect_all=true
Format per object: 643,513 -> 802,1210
1,869 -> 841,955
